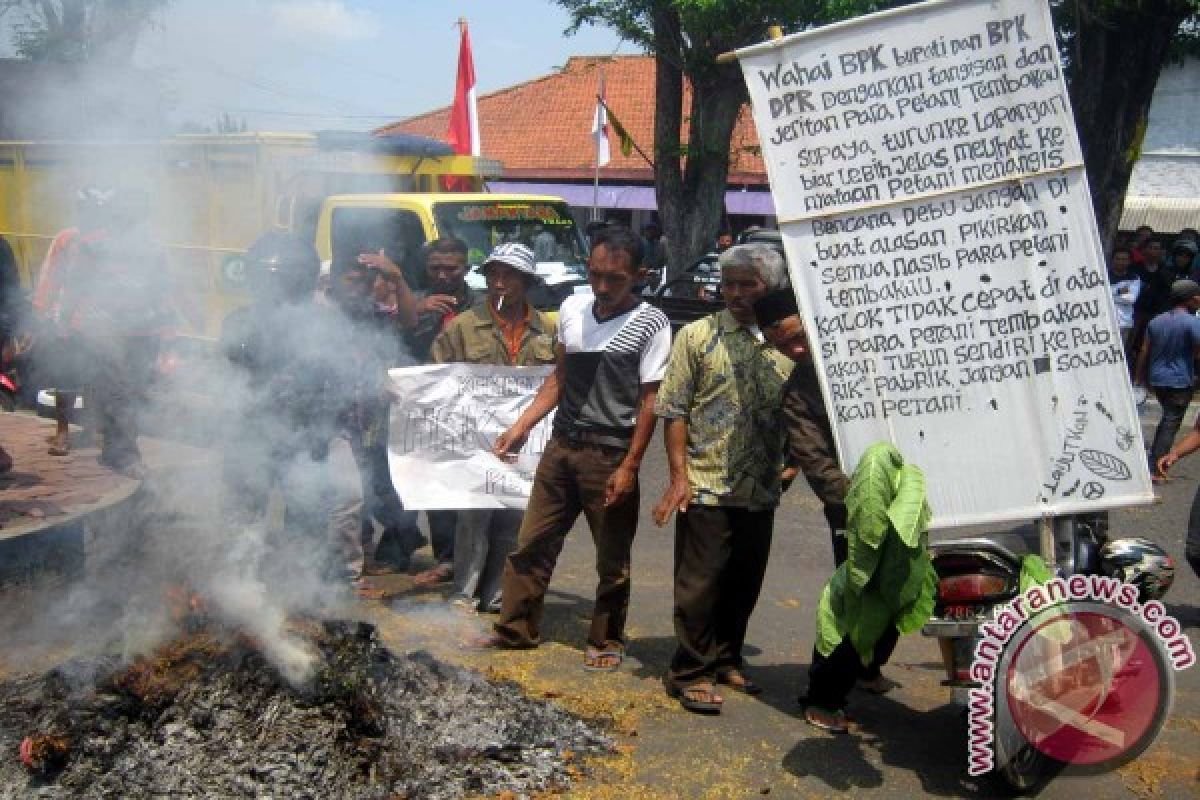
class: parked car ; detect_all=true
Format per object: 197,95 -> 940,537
647,253 -> 723,331
647,229 -> 787,330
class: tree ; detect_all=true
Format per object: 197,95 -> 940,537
560,0 -> 1199,269
1054,0 -> 1199,248
2,0 -> 169,64
557,0 -> 899,278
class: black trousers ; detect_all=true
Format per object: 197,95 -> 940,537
667,505 -> 774,690
806,627 -> 900,711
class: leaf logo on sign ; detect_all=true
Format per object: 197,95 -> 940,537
1079,450 -> 1132,482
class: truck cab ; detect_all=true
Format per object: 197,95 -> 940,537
316,193 -> 590,309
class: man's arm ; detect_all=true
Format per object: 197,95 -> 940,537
492,343 -> 564,457
653,417 -> 690,526
1134,331 -> 1151,386
781,382 -> 849,509
604,381 -> 660,507
1160,416 -> 1200,474
358,250 -> 419,328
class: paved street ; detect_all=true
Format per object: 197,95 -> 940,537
373,403 -> 1200,799
0,404 -> 1195,798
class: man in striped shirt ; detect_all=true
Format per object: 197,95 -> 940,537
481,227 -> 671,672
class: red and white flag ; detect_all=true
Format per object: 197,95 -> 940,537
447,20 -> 480,157
592,74 -> 610,168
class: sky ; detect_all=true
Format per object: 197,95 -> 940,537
4,0 -> 632,132
142,0 -> 631,131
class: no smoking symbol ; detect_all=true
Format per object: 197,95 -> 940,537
1082,481 -> 1105,499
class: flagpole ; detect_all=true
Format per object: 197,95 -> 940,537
592,68 -> 608,222
592,159 -> 600,223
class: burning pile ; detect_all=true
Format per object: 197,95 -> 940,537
0,620 -> 610,799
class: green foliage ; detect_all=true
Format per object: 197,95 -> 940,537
845,443 -> 900,550
814,567 -> 846,658
887,463 -> 930,548
4,0 -> 170,63
1018,553 -> 1053,593
556,0 -> 905,76
815,442 -> 937,665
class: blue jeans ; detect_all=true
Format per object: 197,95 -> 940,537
1150,387 -> 1193,470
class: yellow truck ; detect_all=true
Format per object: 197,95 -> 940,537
0,131 -> 588,343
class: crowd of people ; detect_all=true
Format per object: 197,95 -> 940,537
1119,225 -> 1200,577
2,199 -> 1198,731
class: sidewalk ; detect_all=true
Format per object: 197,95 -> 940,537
0,412 -> 138,539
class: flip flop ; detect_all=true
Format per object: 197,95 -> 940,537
466,633 -> 532,651
857,674 -> 899,695
716,668 -> 762,695
352,577 -> 388,601
804,705 -> 848,734
667,682 -> 723,715
583,645 -> 624,672
413,563 -> 453,588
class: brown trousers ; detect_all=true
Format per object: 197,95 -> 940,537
493,436 -> 639,648
666,505 -> 774,690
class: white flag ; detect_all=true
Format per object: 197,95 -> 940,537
592,77 -> 610,168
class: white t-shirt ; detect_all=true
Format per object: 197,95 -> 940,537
553,293 -> 671,446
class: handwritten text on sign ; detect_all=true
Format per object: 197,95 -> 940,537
738,0 -> 1152,527
387,364 -> 553,510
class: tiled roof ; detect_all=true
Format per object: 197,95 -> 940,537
376,55 -> 766,185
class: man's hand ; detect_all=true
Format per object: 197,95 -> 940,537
1157,452 -> 1179,476
604,464 -> 637,508
781,465 -> 799,492
417,294 -> 459,316
492,425 -> 529,462
653,475 -> 690,526
357,249 -> 404,280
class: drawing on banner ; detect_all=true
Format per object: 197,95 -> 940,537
1078,449 -> 1132,482
735,0 -> 1154,526
387,364 -> 554,511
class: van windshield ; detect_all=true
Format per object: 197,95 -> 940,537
433,200 -> 587,279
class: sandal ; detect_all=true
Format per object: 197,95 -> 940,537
717,668 -> 762,695
583,644 -> 625,672
857,674 -> 899,695
352,577 -> 388,601
466,632 -> 532,651
804,705 -> 849,733
667,681 -> 723,715
413,563 -> 453,588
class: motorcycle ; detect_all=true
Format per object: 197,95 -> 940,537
920,512 -> 1174,791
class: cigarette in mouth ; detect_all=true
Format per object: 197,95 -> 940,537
496,296 -> 504,312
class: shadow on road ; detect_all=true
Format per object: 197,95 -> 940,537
781,694 -> 997,796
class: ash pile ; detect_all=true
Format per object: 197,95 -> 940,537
0,620 -> 610,799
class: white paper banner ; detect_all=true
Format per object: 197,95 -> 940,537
737,0 -> 1153,527
387,364 -> 554,510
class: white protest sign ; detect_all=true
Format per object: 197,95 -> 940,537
387,364 -> 554,510
737,0 -> 1152,527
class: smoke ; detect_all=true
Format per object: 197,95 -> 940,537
0,11 -> 395,687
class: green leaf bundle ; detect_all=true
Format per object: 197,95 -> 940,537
815,442 -> 937,665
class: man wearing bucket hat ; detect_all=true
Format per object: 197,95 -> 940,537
1135,278 -> 1200,482
427,242 -> 557,612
